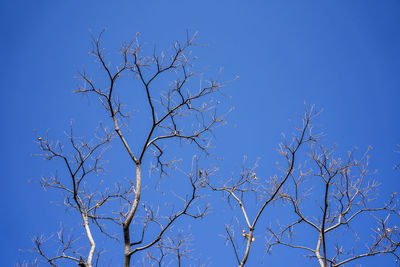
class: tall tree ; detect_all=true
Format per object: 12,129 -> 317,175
34,31 -> 230,267
31,32 -> 400,267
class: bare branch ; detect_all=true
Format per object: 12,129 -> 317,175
206,105 -> 318,266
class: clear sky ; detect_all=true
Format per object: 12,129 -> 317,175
1,1 -> 400,266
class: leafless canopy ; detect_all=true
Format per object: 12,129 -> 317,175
266,133 -> 400,266
34,31 -> 231,267
204,105 -> 319,266
30,31 -> 400,267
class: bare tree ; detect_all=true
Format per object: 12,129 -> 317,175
31,32 -> 400,267
265,135 -> 400,266
203,105 -> 318,266
34,31 -> 231,267
202,105 -> 400,267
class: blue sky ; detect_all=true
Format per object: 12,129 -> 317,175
1,1 -> 400,266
